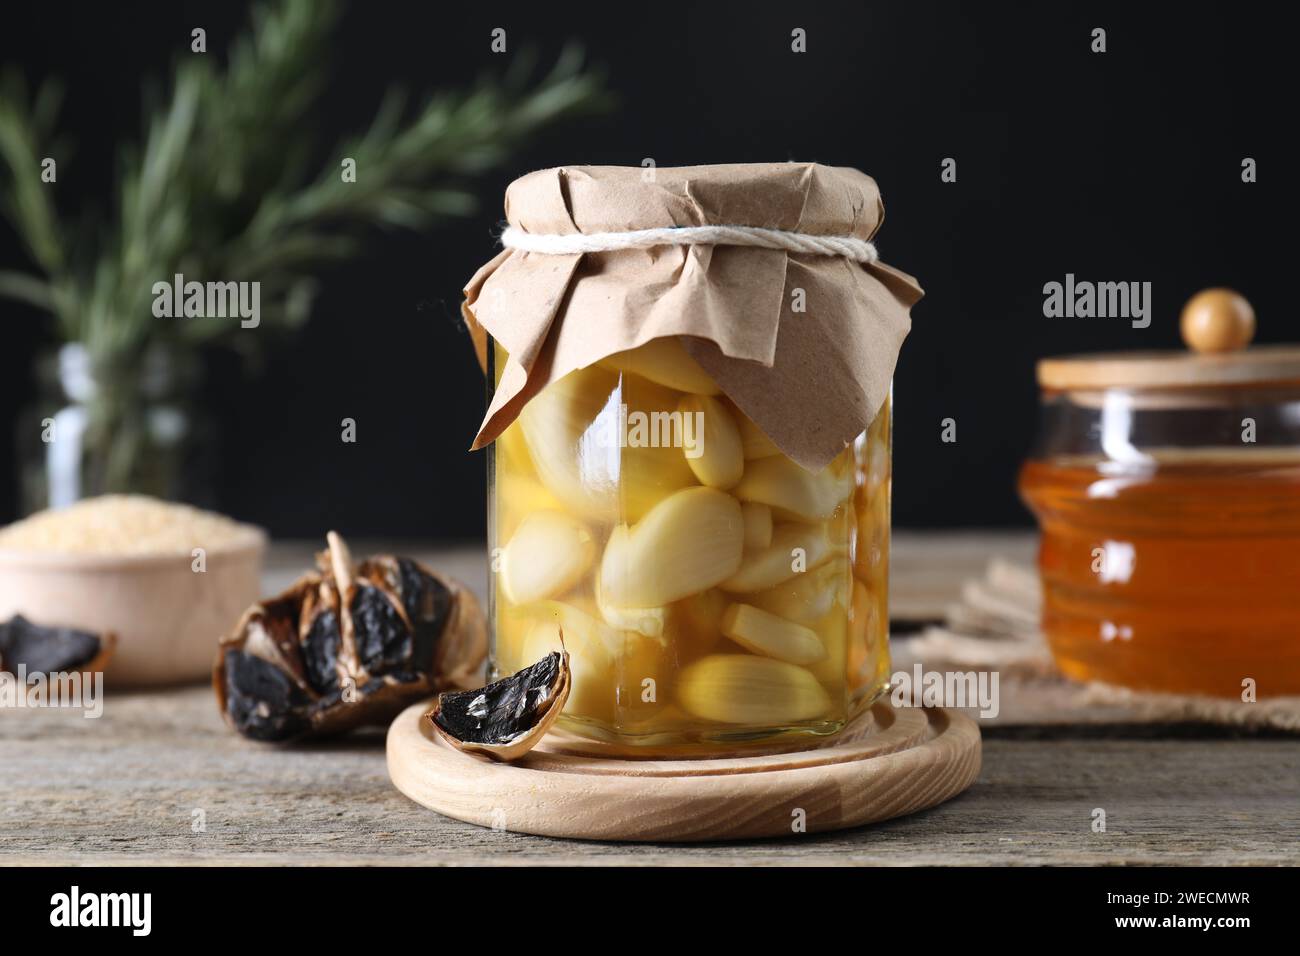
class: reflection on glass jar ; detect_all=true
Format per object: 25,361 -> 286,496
489,339 -> 891,753
17,343 -> 211,515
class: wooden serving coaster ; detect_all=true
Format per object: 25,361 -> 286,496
386,700 -> 981,842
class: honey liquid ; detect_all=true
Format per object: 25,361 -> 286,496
1019,450 -> 1300,697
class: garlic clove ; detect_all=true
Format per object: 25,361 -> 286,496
678,393 -> 744,489
734,455 -> 853,521
518,365 -> 622,519
674,587 -> 729,656
599,336 -> 721,395
748,558 -> 847,622
594,565 -> 667,640
730,404 -> 782,459
600,487 -> 744,608
675,654 -> 831,725
500,510 -> 595,605
721,603 -> 827,665
519,601 -> 618,721
426,649 -> 570,762
720,522 -> 838,592
741,501 -> 773,549
616,374 -> 700,521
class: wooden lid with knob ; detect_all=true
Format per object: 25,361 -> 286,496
1037,289 -> 1300,390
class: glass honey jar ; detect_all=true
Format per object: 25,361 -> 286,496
1020,290 -> 1300,698
462,164 -> 922,753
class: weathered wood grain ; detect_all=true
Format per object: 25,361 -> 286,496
3,684 -> 1297,865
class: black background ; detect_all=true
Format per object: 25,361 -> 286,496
0,1 -> 1287,539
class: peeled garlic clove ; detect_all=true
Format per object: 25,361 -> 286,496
492,601 -> 535,672
512,599 -> 620,655
730,407 -> 782,460
674,587 -> 729,655
720,522 -> 836,592
807,601 -> 849,690
600,487 -> 744,607
520,602 -> 617,721
600,336 -> 721,395
496,422 -> 536,477
500,510 -> 595,605
427,649 -> 570,762
741,502 -> 773,549
721,603 -> 826,665
734,455 -> 853,521
749,559 -> 847,622
678,394 -> 743,489
595,565 -> 666,639
608,629 -> 669,717
519,365 -> 621,518
519,365 -> 698,522
597,600 -> 667,641
497,472 -> 564,541
616,375 -> 700,521
676,654 -> 831,724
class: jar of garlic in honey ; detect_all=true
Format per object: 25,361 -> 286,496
462,164 -> 922,753
1020,290 -> 1300,698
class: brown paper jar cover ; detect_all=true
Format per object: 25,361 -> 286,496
461,163 -> 923,471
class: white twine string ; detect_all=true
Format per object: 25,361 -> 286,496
500,224 -> 878,263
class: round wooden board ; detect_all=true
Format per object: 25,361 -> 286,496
386,701 -> 981,842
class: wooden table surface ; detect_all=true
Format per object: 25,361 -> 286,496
3,532 -> 1297,866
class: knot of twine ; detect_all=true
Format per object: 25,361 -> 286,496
500,224 -> 879,264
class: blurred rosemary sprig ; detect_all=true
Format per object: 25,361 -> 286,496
0,0 -> 609,364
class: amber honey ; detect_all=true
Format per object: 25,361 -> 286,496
1020,449 -> 1300,697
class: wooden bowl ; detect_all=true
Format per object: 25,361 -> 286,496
0,529 -> 265,686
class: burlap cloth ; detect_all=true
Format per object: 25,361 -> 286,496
892,561 -> 1300,733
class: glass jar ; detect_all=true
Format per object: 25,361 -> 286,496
16,343 -> 210,514
487,339 -> 892,753
463,163 -> 921,754
1020,340 -> 1300,698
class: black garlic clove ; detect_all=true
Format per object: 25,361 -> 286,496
426,649 -> 570,762
300,602 -> 342,696
350,582 -> 412,676
221,648 -> 312,741
0,615 -> 116,676
357,555 -> 453,675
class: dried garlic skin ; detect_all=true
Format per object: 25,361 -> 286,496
427,649 -> 570,761
213,533 -> 486,742
0,615 -> 116,676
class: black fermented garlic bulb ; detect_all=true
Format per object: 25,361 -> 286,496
214,532 -> 486,741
